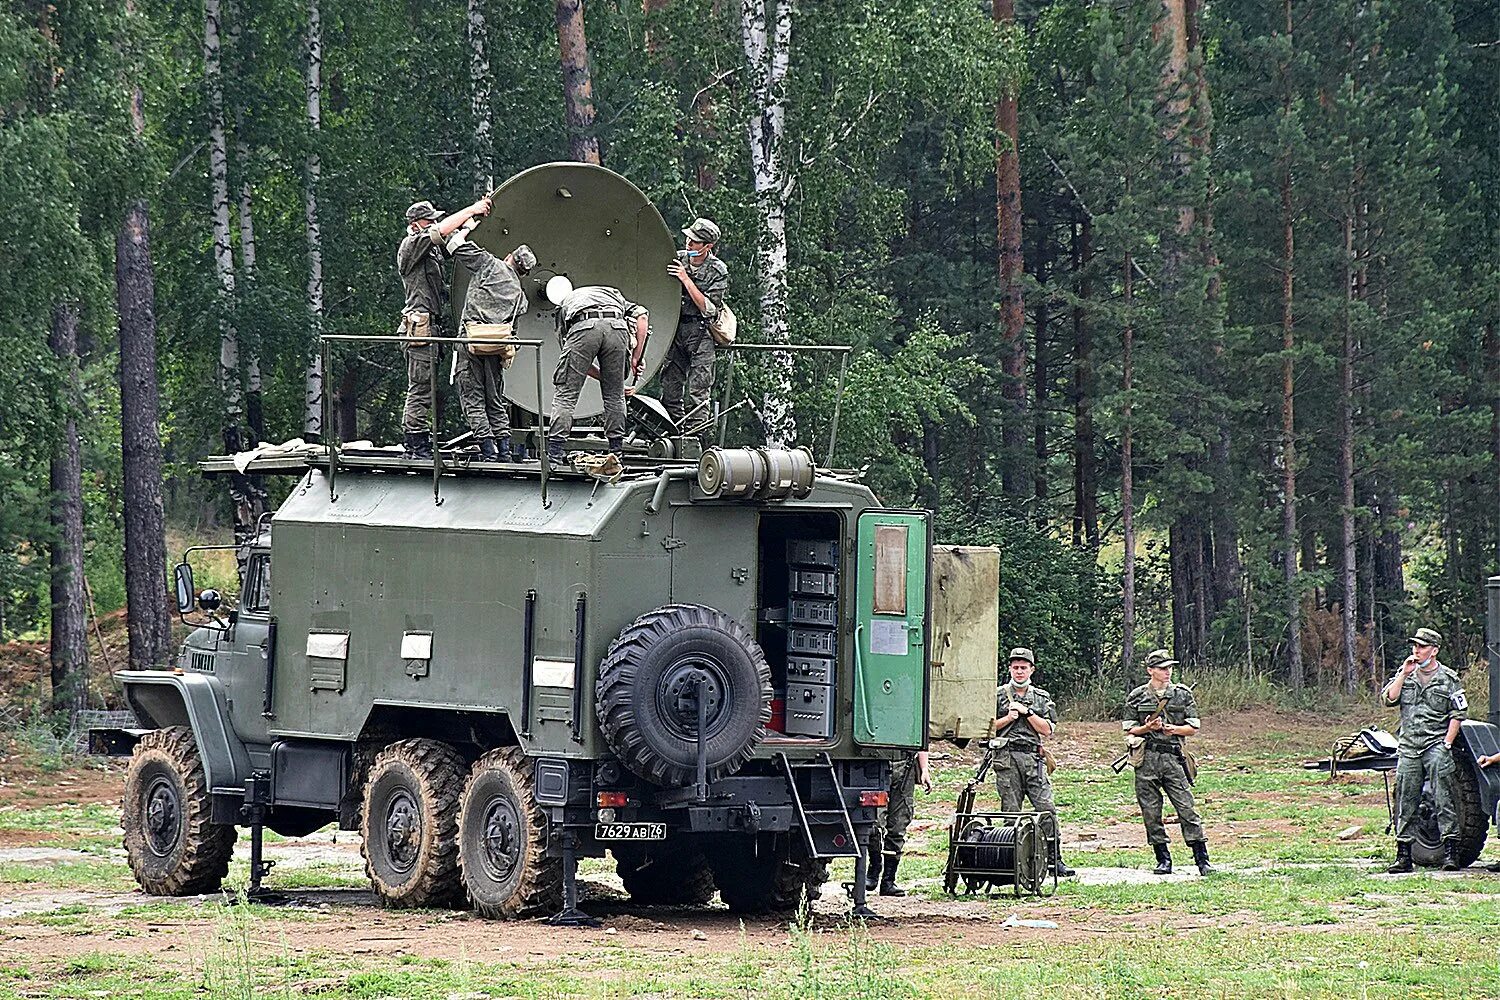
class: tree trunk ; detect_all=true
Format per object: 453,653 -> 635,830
204,0 -> 243,452
303,0 -> 324,442
1072,215 -> 1097,551
993,0 -> 1025,496
469,0 -> 492,192
1339,209 -> 1358,694
740,0 -> 796,445
227,0 -> 262,445
1279,131 -> 1302,688
334,366 -> 359,442
49,304 -> 88,714
555,0 -> 601,164
1032,216 -> 1050,527
1121,253 -> 1136,672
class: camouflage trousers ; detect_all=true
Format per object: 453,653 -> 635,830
455,348 -> 509,441
551,318 -> 628,441
1134,749 -> 1205,845
660,323 -> 716,428
994,748 -> 1057,817
1394,743 -> 1458,843
869,757 -> 917,861
402,345 -> 434,433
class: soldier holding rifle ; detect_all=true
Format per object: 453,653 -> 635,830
1122,649 -> 1213,876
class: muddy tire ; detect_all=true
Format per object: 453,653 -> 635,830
1411,750 -> 1489,868
122,727 -> 237,896
360,739 -> 466,909
709,837 -> 828,914
597,604 -> 772,787
614,843 -> 716,906
457,747 -> 561,918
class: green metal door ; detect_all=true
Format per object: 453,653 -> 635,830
853,510 -> 930,747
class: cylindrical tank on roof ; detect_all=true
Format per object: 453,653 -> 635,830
451,162 -> 680,418
698,447 -> 815,502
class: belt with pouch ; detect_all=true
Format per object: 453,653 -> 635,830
1006,745 -> 1040,756
1145,739 -> 1182,754
572,308 -> 624,325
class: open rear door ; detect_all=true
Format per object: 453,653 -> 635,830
853,509 -> 930,747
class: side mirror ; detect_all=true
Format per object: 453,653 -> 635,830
174,563 -> 195,613
197,588 -> 222,612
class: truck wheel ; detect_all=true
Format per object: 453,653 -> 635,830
457,747 -> 561,918
1410,751 -> 1489,868
597,604 -> 772,786
361,739 -> 466,909
614,843 -> 716,906
122,727 -> 237,895
709,838 -> 828,914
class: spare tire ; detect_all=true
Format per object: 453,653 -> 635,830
597,604 -> 772,786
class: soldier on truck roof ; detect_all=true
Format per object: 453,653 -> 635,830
660,217 -> 727,437
547,284 -> 648,462
396,195 -> 492,460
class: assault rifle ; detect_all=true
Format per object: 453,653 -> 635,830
1109,693 -> 1170,773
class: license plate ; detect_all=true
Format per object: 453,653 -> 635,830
594,822 -> 666,841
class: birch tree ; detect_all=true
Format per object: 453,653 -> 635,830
227,0 -> 262,443
303,0 -> 324,441
555,0 -> 601,164
203,0 -> 243,451
739,0 -> 796,445
470,0 -> 493,192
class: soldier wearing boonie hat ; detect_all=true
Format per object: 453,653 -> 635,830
395,193 -> 493,459
447,227 -> 536,462
988,646 -> 1073,877
1382,625 -> 1469,872
660,216 -> 729,435
1123,648 -> 1213,875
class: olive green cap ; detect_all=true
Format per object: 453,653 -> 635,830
1007,647 -> 1035,665
405,200 -> 443,223
1408,627 -> 1443,647
1144,649 -> 1179,670
682,217 -> 721,243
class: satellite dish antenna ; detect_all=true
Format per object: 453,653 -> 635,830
546,275 -> 574,305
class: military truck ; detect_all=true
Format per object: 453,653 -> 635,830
98,164 -> 931,921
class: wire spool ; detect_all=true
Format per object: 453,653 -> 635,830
951,816 -> 1046,894
698,447 -> 767,499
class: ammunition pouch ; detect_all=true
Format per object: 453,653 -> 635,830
465,322 -> 517,367
400,310 -> 434,349
1181,746 -> 1199,784
1040,746 -> 1057,775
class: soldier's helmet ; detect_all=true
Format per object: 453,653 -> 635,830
405,200 -> 444,223
682,217 -> 721,244
1144,649 -> 1179,670
511,244 -> 537,274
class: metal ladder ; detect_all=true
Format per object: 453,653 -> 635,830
776,752 -> 863,860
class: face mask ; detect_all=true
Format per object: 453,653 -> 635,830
1011,675 -> 1030,689
687,246 -> 705,259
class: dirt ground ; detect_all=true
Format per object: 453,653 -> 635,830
0,709 -> 1441,969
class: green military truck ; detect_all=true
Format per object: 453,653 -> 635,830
98,163 -> 930,922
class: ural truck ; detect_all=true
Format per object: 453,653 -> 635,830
99,163 -> 931,921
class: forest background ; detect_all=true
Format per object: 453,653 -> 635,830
1,0 -> 1496,716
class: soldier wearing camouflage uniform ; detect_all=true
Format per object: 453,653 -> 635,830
1123,649 -> 1213,876
660,218 -> 728,433
395,196 -> 492,458
865,749 -> 931,896
991,647 -> 1075,878
546,285 -> 649,462
449,233 -> 535,462
1382,626 -> 1468,873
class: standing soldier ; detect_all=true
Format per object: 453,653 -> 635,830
1123,649 -> 1213,875
660,217 -> 728,434
546,285 -> 648,462
865,749 -> 932,896
396,196 -> 492,458
991,647 -> 1075,877
1382,627 -> 1468,872
449,230 -> 536,462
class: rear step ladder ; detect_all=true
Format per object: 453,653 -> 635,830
776,752 -> 863,860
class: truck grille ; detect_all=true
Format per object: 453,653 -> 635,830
188,650 -> 215,673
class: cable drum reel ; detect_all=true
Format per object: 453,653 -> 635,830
697,446 -> 815,502
942,748 -> 1059,897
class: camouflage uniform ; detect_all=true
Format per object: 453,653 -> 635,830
1122,680 -> 1205,846
992,680 -> 1059,822
870,754 -> 916,865
551,286 -> 646,446
1385,659 -> 1467,844
660,248 -> 728,429
396,213 -> 450,435
450,237 -> 529,445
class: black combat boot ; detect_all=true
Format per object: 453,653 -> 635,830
1386,841 -> 1414,874
496,437 -> 513,462
1053,850 -> 1076,878
864,849 -> 883,892
1442,838 -> 1461,872
878,853 -> 906,896
477,437 -> 500,461
1151,842 -> 1173,875
607,436 -> 624,457
546,436 -> 567,463
403,432 -> 432,460
1189,840 -> 1215,876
